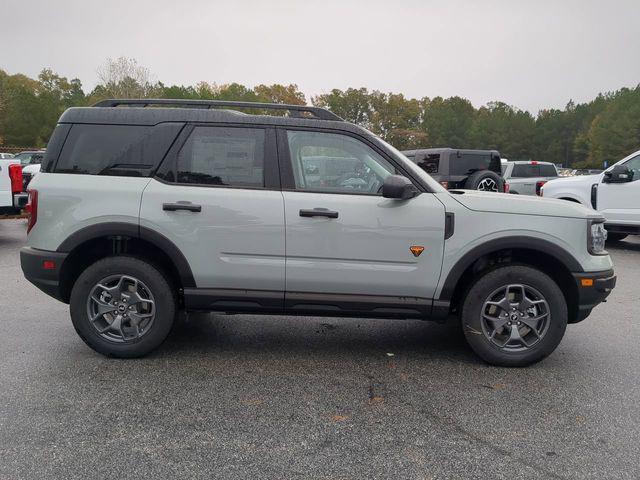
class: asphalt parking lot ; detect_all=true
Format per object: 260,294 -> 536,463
1,219 -> 639,479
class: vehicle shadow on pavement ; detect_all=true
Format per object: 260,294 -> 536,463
155,312 -> 477,364
607,239 -> 640,252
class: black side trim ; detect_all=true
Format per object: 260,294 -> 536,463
285,291 -> 432,319
438,236 -> 584,301
184,288 -> 284,312
182,288 -> 440,320
571,269 -> 616,323
57,222 -> 139,252
444,212 -> 455,240
20,247 -> 68,302
590,183 -> 598,209
56,222 -> 196,288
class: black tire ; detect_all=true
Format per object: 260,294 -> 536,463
461,265 -> 567,367
464,170 -> 504,192
606,233 -> 628,242
70,256 -> 176,358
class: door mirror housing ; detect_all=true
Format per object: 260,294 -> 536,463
603,164 -> 634,183
382,175 -> 419,199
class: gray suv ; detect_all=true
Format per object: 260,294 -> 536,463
20,99 -> 616,366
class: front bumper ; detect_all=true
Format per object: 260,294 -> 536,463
20,247 -> 68,303
572,269 -> 616,323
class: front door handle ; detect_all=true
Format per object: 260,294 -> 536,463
163,202 -> 202,212
299,208 -> 339,219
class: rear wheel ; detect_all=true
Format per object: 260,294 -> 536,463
70,256 -> 176,358
606,233 -> 627,242
464,170 -> 504,192
461,265 -> 567,367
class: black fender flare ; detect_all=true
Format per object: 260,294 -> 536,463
56,222 -> 196,288
437,236 -> 583,301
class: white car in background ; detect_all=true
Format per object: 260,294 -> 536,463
541,150 -> 640,242
15,151 -> 45,190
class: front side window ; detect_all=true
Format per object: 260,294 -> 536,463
622,155 -> 640,181
286,130 -> 395,194
177,126 -> 265,187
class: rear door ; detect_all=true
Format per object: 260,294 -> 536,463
279,128 -> 446,317
598,154 -> 640,226
140,124 -> 286,311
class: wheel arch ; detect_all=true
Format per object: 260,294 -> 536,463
57,222 -> 195,303
439,237 -> 582,323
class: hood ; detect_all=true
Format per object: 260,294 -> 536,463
22,164 -> 41,174
448,190 -> 599,219
544,174 -> 600,187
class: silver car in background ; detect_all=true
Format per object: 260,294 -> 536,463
503,160 -> 559,195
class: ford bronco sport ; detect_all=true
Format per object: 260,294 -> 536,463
20,99 -> 616,366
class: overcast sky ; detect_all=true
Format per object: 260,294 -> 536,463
2,0 -> 639,113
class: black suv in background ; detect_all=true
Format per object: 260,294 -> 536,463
402,148 -> 504,192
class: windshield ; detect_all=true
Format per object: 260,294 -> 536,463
373,138 -> 447,193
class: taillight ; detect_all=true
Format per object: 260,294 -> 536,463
504,182 -> 510,193
8,164 -> 23,194
26,189 -> 38,234
536,181 -> 546,196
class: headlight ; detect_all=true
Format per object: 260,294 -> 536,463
588,219 -> 607,255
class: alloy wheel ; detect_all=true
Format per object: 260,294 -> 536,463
86,274 -> 156,343
480,283 -> 550,351
477,178 -> 498,192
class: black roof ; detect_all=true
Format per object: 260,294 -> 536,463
58,99 -> 368,135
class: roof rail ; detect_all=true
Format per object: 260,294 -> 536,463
92,98 -> 343,121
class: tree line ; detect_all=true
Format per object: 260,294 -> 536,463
1,57 -> 639,168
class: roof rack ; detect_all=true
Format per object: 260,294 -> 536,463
92,98 -> 343,121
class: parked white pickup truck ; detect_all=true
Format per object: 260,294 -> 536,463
541,150 -> 640,241
0,158 -> 27,214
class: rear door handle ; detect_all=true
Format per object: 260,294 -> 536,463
163,202 -> 202,212
299,208 -> 339,219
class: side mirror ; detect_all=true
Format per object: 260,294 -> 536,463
382,175 -> 419,199
603,165 -> 634,183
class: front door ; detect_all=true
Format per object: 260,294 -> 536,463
279,128 -> 446,317
598,154 -> 640,226
140,125 -> 285,311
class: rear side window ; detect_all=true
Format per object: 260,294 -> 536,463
539,164 -> 558,176
512,164 -> 549,177
416,153 -> 440,174
176,126 -> 265,187
55,123 -> 182,176
450,153 -> 493,175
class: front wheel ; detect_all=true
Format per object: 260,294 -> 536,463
461,265 -> 567,367
70,256 -> 176,358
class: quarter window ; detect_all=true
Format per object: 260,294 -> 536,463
55,123 -> 181,176
286,130 -> 396,194
177,127 -> 265,187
